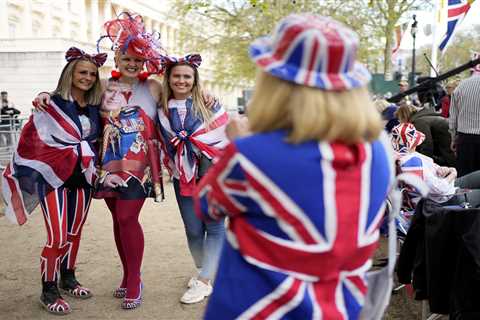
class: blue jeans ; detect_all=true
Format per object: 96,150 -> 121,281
173,179 -> 225,280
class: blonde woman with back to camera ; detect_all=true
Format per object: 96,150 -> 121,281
194,14 -> 394,319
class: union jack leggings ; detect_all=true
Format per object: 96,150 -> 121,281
38,185 -> 93,282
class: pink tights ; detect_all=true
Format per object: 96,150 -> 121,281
105,198 -> 145,300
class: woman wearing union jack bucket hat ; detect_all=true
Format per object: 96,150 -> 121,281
193,13 -> 396,319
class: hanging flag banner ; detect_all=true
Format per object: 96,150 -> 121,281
392,22 -> 409,61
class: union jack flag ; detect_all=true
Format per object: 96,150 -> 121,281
157,98 -> 229,196
2,95 -> 99,225
194,131 -> 394,319
439,0 -> 476,52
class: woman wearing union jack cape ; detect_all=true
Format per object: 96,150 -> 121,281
157,54 -> 229,304
2,47 -> 105,315
194,14 -> 395,319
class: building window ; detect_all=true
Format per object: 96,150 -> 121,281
8,23 -> 16,38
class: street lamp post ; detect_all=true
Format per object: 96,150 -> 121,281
411,14 -> 418,86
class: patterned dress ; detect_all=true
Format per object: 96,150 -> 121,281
195,130 -> 394,320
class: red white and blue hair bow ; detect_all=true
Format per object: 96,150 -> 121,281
165,54 -> 202,69
65,47 -> 108,67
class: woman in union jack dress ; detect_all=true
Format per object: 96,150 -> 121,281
2,47 -> 106,315
157,54 -> 229,304
194,14 -> 395,319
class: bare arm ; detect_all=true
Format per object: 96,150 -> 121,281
147,78 -> 163,104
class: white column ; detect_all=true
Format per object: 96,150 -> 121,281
42,1 -> 53,37
0,0 -> 9,38
144,17 -> 152,33
161,24 -> 168,50
62,1 -> 71,38
90,0 -> 99,42
78,0 -> 88,42
103,0 -> 112,21
22,0 -> 33,37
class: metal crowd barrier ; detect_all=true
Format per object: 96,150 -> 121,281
0,115 -> 28,168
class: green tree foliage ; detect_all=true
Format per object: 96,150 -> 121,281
170,0 -> 429,84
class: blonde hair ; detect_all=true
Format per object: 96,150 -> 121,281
395,104 -> 417,123
162,63 -> 213,124
52,59 -> 102,105
247,72 -> 382,144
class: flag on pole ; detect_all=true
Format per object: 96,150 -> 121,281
438,0 -> 476,53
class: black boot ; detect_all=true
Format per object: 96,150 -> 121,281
40,281 -> 71,315
60,269 -> 92,299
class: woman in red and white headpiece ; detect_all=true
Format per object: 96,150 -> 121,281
94,12 -> 166,310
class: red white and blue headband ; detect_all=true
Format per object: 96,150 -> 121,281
165,54 -> 202,69
65,47 -> 107,67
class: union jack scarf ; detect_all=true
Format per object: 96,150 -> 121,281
2,95 -> 98,225
157,97 -> 229,196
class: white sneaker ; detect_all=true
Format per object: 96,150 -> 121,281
187,276 -> 197,288
180,279 -> 212,304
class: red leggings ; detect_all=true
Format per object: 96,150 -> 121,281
105,198 -> 145,300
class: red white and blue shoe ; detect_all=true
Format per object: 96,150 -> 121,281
113,287 -> 126,299
59,269 -> 92,299
40,281 -> 71,315
121,282 -> 143,310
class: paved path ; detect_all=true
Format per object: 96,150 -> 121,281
0,183 -> 205,319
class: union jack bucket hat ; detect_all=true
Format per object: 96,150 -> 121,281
249,14 -> 371,91
391,123 -> 425,154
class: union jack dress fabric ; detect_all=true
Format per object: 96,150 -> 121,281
2,95 -> 99,225
158,98 -> 229,196
195,130 -> 394,320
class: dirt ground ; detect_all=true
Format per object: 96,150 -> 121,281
0,182 -> 434,320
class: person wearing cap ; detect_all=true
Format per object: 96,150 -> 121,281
397,79 -> 420,108
2,47 -> 105,315
193,14 -> 394,319
392,122 -> 480,206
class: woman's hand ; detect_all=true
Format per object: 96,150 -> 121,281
32,92 -> 51,112
103,174 -> 128,188
226,116 -> 250,140
437,166 -> 451,178
202,91 -> 217,109
445,167 -> 457,183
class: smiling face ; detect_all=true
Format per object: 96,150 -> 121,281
71,60 -> 98,93
115,52 -> 145,78
102,82 -> 132,112
168,64 -> 196,99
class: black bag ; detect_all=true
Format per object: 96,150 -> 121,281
197,155 -> 213,179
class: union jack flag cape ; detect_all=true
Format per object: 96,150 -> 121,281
157,98 -> 229,196
195,130 -> 394,320
2,95 -> 99,225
